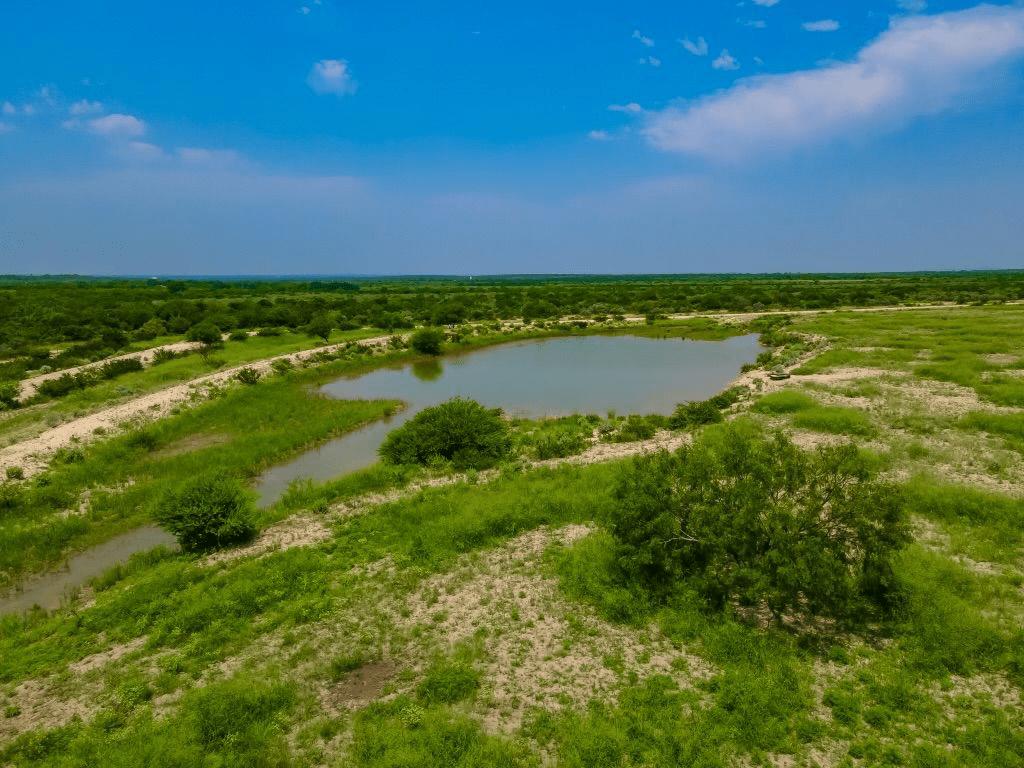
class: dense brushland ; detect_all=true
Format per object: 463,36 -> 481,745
0,275 -> 1022,767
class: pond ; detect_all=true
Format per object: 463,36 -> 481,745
0,525 -> 178,616
254,333 -> 762,505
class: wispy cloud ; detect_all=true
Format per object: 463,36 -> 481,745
69,99 -> 103,116
121,141 -> 166,161
803,20 -> 840,32
587,129 -> 612,141
681,36 -> 709,56
0,121 -> 14,134
897,0 -> 927,12
2,101 -> 15,116
632,30 -> 655,47
712,50 -> 740,70
752,0 -> 780,6
739,19 -> 767,29
177,147 -> 245,167
643,5 -> 1024,162
307,59 -> 357,95
88,113 -> 147,138
609,102 -> 643,113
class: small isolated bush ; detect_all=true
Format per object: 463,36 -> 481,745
669,400 -> 724,430
379,397 -> 511,470
257,326 -> 285,337
151,347 -> 186,365
305,314 -> 334,342
154,475 -> 257,553
271,358 -> 294,375
608,422 -> 910,625
234,366 -> 261,385
0,382 -> 19,410
228,330 -> 249,342
410,327 -> 445,356
5,466 -> 24,481
100,357 -> 144,379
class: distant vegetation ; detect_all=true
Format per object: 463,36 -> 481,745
2,271 -> 1022,386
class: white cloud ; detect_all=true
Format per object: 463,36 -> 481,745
753,0 -> 780,6
588,129 -> 612,141
0,121 -> 14,134
754,56 -> 765,66
712,49 -> 740,70
307,59 -> 357,95
122,141 -> 165,161
803,20 -> 840,32
299,6 -> 310,14
88,113 -> 147,138
681,36 -> 709,56
22,104 -> 36,116
2,101 -> 15,115
632,30 -> 655,47
897,0 -> 927,12
648,56 -> 661,67
609,102 -> 643,113
740,20 -> 767,29
69,99 -> 103,116
643,5 -> 1024,162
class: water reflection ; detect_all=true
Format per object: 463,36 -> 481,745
412,358 -> 443,382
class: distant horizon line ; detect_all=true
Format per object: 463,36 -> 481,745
3,268 -> 1023,281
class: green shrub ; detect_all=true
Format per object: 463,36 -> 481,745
533,429 -> 588,460
228,329 -> 249,341
5,466 -> 24,481
153,475 -> 257,553
100,357 -> 144,379
234,366 -> 261,385
0,382 -> 19,410
411,327 -> 445,356
669,400 -> 724,430
379,398 -> 511,470
185,321 -> 222,345
607,422 -> 910,624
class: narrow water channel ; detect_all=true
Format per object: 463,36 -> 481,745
255,333 -> 762,504
0,525 -> 178,615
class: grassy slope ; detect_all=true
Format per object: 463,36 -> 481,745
0,308 -> 1022,766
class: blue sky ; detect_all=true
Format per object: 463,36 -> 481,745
1,0 -> 1023,275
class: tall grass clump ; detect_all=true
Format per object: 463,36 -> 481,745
750,390 -> 817,414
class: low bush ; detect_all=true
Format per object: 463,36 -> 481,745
234,366 -> 261,385
100,357 -> 144,379
607,422 -> 909,624
153,475 -> 257,553
379,398 -> 511,470
669,400 -> 723,430
410,327 -> 445,356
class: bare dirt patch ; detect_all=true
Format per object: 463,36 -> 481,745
393,524 -> 714,734
151,432 -> 232,459
322,661 -> 401,710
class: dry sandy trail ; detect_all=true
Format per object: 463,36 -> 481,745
3,300 -> 1017,479
0,333 -> 397,478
